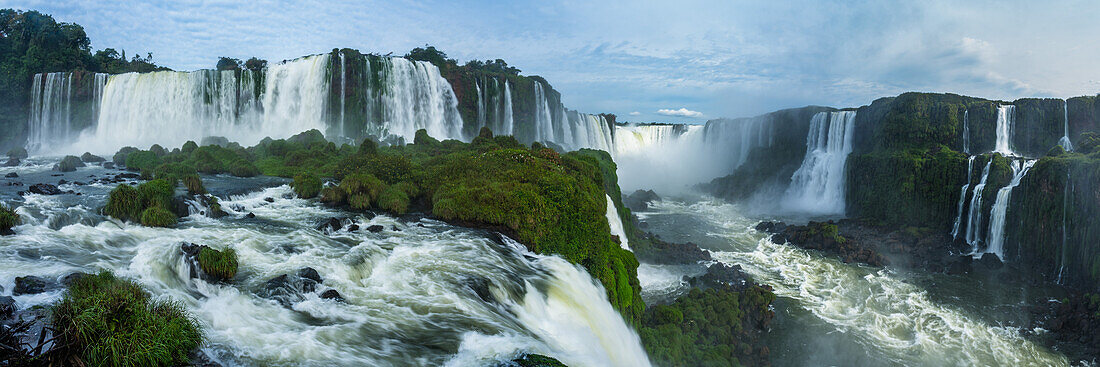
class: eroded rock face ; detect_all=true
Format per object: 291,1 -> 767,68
623,189 -> 661,212
27,183 -> 63,195
688,262 -> 753,291
768,220 -> 888,267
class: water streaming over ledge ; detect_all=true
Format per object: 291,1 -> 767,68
0,169 -> 649,367
782,111 -> 856,215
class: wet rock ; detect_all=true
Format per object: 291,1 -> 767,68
5,172 -> 17,178
245,212 -> 256,219
102,162 -> 115,169
366,225 -> 384,233
391,226 -> 400,232
116,173 -> 139,179
977,253 -> 1004,270
689,262 -> 752,291
60,272 -> 91,286
774,221 -> 887,267
298,267 -> 322,284
80,152 -> 106,163
320,289 -> 344,302
13,276 -> 59,295
346,224 -> 359,232
317,217 -> 343,232
3,157 -> 19,167
57,179 -> 68,185
945,256 -> 973,275
27,183 -> 62,195
0,295 -> 15,318
264,197 -> 275,203
465,277 -> 493,303
633,235 -> 712,265
623,189 -> 661,212
754,221 -> 788,233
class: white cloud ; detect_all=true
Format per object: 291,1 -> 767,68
656,108 -> 703,118
628,111 -> 641,116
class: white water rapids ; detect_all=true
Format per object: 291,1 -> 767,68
638,198 -> 1068,366
0,168 -> 649,367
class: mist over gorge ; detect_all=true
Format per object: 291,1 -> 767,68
2,4 -> 1100,367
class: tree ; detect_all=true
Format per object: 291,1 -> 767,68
216,57 -> 241,71
244,57 -> 267,71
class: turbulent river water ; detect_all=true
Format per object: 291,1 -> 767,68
635,198 -> 1071,367
0,160 -> 649,367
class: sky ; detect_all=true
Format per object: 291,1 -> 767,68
6,0 -> 1100,123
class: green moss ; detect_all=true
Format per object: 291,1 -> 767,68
340,173 -> 385,201
140,207 -> 176,227
320,186 -> 347,205
291,173 -> 322,198
348,193 -> 371,210
113,146 -> 139,166
182,140 -> 198,154
197,247 -> 238,280
51,271 -> 203,367
513,354 -> 569,367
414,128 -> 440,146
0,204 -> 18,233
847,147 -> 968,229
639,286 -> 775,367
104,184 -> 144,222
181,174 -> 206,195
378,185 -> 410,214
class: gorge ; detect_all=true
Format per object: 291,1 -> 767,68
3,8 -> 1100,367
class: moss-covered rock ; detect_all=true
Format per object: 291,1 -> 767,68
80,152 -> 105,163
511,354 -> 569,367
377,185 -> 410,214
7,147 -> 28,159
105,179 -> 177,226
51,271 -> 203,366
0,204 -> 18,235
197,246 -> 238,281
181,174 -> 206,195
113,146 -> 139,166
54,155 -> 85,172
140,206 -> 176,227
124,150 -> 161,172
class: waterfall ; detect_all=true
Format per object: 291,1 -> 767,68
702,116 -> 774,170
782,111 -> 857,215
605,194 -> 630,251
502,81 -> 514,135
951,156 -> 976,238
612,124 -> 709,192
964,158 -> 993,250
983,159 -> 1035,259
533,82 -> 555,143
993,105 -> 1015,156
339,52 -> 346,137
1057,174 -> 1070,284
1058,100 -> 1073,151
27,72 -> 74,153
474,78 -> 515,137
962,109 -> 970,154
377,57 -> 464,141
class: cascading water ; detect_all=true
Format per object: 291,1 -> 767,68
27,72 -> 74,153
701,116 -> 774,170
964,158 -> 993,250
377,57 -> 464,141
605,194 -> 630,251
782,111 -> 856,215
962,109 -> 970,154
474,78 -> 515,137
951,156 -> 976,238
0,174 -> 650,367
612,124 -> 712,193
339,52 -> 347,137
1059,100 -> 1073,151
993,105 -> 1015,156
983,159 -> 1035,259
1057,174 -> 1070,284
533,82 -> 555,143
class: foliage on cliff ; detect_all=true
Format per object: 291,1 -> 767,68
639,286 -> 776,367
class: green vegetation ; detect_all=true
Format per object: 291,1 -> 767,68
512,354 -> 568,367
104,179 -> 175,225
0,204 -> 18,234
639,286 -> 776,367
51,271 -> 202,367
197,246 -> 238,281
140,206 -> 176,227
182,174 -> 206,195
7,147 -> 28,159
55,155 -> 85,172
377,184 -> 410,214
291,173 -> 322,198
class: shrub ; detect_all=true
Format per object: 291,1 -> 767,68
228,161 -> 260,177
320,186 -> 347,205
52,271 -> 202,367
80,152 -> 105,163
7,147 -> 28,159
182,174 -> 206,195
413,128 -> 439,146
149,144 -> 166,157
138,179 -> 174,210
181,140 -> 198,154
348,193 -> 371,210
112,146 -> 139,166
55,155 -> 85,172
104,184 -> 143,222
378,185 -> 410,214
359,138 -> 378,155
197,247 -> 238,280
125,151 -> 161,172
340,173 -> 385,201
291,173 -> 322,198
140,207 -> 176,227
0,204 -> 18,234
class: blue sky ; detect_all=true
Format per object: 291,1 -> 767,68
7,0 -> 1100,123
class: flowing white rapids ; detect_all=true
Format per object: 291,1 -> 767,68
951,156 -> 976,238
1059,100 -> 1073,152
0,174 -> 648,367
983,159 -> 1036,259
993,105 -> 1015,156
965,158 -> 993,250
783,111 -> 856,215
644,199 -> 1068,366
605,194 -> 630,251
962,109 -> 970,154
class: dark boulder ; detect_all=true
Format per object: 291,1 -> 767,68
102,162 -> 115,169
298,267 -> 323,293
623,189 -> 661,212
633,235 -> 712,265
754,221 -> 788,233
0,295 -> 14,318
13,276 -> 59,295
27,183 -> 62,195
320,289 -> 344,302
977,253 -> 1004,270
366,225 -> 384,233
3,158 -> 19,167
689,262 -> 753,291
317,217 -> 343,232
245,212 -> 256,219
60,272 -> 91,286
116,172 -> 140,179
264,197 -> 275,203
346,224 -> 359,232
80,152 -> 106,163
5,172 -> 17,178
945,256 -> 973,275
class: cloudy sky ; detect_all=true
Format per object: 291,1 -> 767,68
8,0 -> 1100,123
